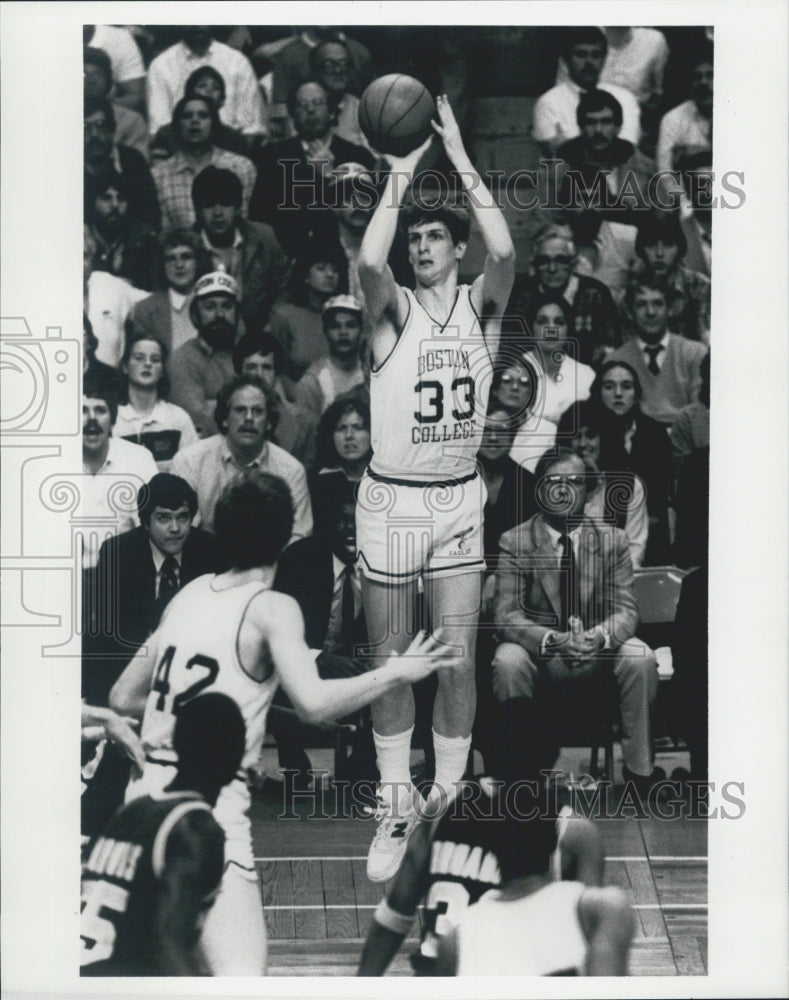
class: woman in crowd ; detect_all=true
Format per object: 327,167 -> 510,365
590,359 -> 673,565
490,352 -> 552,473
114,333 -> 198,472
268,239 -> 349,386
557,400 -> 648,568
309,389 -> 372,532
150,66 -> 251,161
129,229 -> 211,355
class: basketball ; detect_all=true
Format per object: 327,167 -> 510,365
358,75 -> 436,156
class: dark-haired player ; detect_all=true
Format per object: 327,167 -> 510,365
81,693 -> 246,976
356,95 -> 515,881
110,472 -> 460,974
358,777 -> 631,976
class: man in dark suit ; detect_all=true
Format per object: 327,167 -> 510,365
268,481 -> 375,786
248,80 -> 375,256
86,473 -> 220,705
491,448 -> 661,796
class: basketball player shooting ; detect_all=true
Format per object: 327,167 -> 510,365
356,94 -> 515,881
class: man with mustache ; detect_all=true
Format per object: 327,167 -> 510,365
171,374 -> 313,541
294,295 -> 367,423
167,270 -> 240,437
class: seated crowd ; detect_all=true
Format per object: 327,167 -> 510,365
82,23 -> 711,814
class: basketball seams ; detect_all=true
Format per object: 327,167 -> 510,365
359,73 -> 434,154
384,84 -> 433,138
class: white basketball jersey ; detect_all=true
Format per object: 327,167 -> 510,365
370,285 -> 493,481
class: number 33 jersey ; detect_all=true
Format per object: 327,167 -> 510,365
126,577 -> 277,869
370,285 -> 493,482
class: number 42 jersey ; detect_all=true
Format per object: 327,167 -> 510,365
126,576 -> 278,870
370,285 -> 494,482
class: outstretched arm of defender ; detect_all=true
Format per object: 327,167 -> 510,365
357,136 -> 433,321
432,94 -> 515,316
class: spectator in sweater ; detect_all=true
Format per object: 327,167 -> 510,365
83,46 -> 148,159
171,375 -> 313,541
84,97 -> 161,231
151,95 -> 257,231
624,211 -> 711,343
129,229 -> 211,355
84,168 -> 159,291
191,166 -> 288,333
505,223 -> 620,366
610,280 -> 708,426
294,294 -> 367,424
146,26 -> 267,141
532,27 -> 640,155
114,334 -> 199,472
150,65 -> 253,161
167,269 -> 239,437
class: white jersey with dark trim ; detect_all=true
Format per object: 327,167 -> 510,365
370,285 -> 493,482
136,575 -> 276,777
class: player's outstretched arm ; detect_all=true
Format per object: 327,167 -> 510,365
579,886 -> 635,976
266,594 -> 461,723
81,704 -> 145,772
109,632 -> 161,720
357,136 -> 432,322
358,813 -> 436,975
432,94 -> 515,319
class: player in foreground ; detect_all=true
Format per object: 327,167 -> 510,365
81,693 -> 246,976
356,94 -> 516,881
358,777 -> 634,976
110,472 -> 459,975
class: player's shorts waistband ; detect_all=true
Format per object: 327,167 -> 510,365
365,466 -> 479,489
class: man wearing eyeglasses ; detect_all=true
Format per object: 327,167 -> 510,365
491,448 -> 662,798
506,224 -> 620,367
249,80 -> 375,257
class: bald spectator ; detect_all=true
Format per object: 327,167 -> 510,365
191,166 -> 288,333
151,95 -> 257,232
146,26 -> 267,141
129,229 -> 210,355
625,211 -> 710,343
84,97 -> 160,231
83,25 -> 145,112
83,46 -> 148,159
248,80 -> 375,257
171,375 -> 313,541
656,41 -> 713,174
167,270 -> 239,438
81,372 -> 158,570
506,223 -> 620,366
611,280 -> 708,426
232,331 -> 316,466
83,227 -> 147,368
533,27 -> 641,155
84,169 -> 159,291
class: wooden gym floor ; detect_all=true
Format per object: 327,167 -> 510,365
250,748 -> 708,977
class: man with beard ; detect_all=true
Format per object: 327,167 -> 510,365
171,374 -> 313,541
167,270 -> 240,437
85,169 -> 159,291
294,295 -> 367,423
84,96 -> 160,231
191,166 -> 288,333
248,79 -> 374,257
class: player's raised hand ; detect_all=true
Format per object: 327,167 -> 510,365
431,94 -> 467,164
382,133 -> 434,174
390,629 -> 463,684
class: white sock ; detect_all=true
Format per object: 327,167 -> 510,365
373,727 -> 414,809
431,729 -> 471,803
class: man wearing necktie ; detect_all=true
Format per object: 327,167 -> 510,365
490,449 -> 661,798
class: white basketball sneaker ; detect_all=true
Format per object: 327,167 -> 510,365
366,788 -> 419,883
